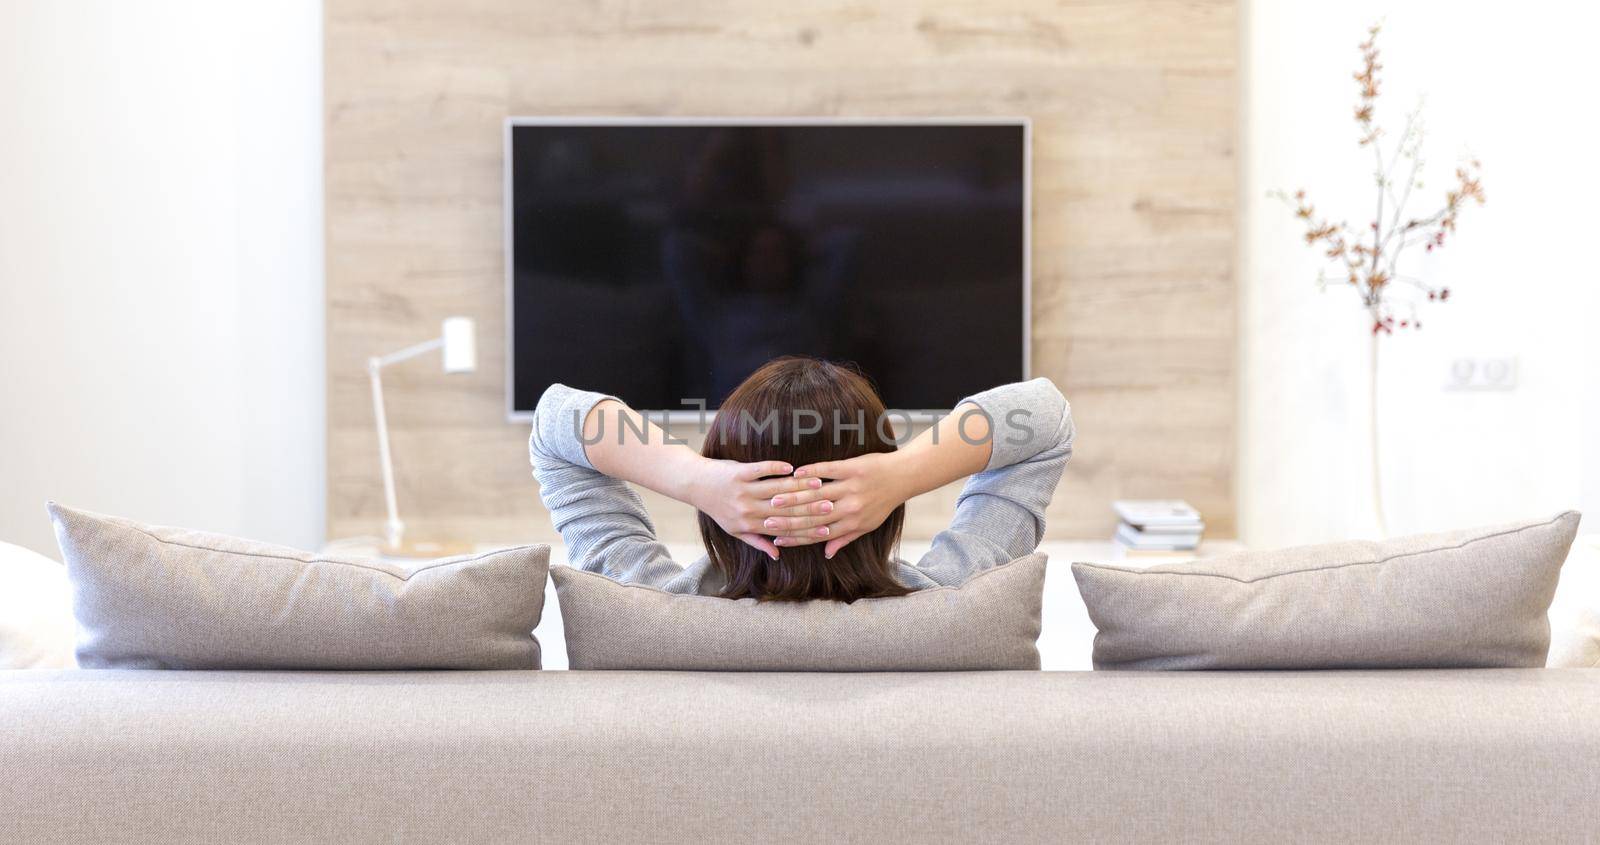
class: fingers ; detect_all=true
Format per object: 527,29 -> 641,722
824,532 -> 864,559
762,512 -> 837,534
734,532 -> 780,561
737,492 -> 830,533
768,485 -> 832,509
792,460 -> 846,480
772,528 -> 864,552
772,500 -> 834,518
736,460 -> 794,481
772,532 -> 829,548
751,475 -> 821,499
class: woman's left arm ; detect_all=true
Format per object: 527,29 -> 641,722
772,378 -> 1072,577
768,402 -> 995,557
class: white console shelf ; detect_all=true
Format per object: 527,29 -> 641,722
336,538 -> 1243,671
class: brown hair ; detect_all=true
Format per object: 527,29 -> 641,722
699,356 -> 908,602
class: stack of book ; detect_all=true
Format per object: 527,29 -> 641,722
1112,500 -> 1204,555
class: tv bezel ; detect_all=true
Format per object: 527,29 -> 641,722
503,115 -> 1032,423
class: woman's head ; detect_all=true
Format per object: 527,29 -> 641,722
699,356 -> 907,602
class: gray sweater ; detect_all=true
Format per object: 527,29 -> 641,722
529,378 -> 1073,594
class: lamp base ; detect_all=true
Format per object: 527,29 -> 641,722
380,538 -> 479,560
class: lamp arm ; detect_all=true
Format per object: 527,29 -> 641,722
367,358 -> 404,549
373,336 -> 445,369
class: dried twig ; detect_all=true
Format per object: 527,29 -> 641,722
1273,22 -> 1485,335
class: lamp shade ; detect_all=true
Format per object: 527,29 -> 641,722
441,317 -> 477,374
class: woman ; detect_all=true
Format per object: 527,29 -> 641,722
529,356 -> 1072,601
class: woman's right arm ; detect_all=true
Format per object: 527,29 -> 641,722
918,378 -> 1073,584
530,384 -> 832,583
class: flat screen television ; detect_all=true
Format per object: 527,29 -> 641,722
505,118 -> 1029,418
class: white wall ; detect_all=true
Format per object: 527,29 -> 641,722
0,1 -> 324,557
1241,2 -> 1600,545
3,2 -> 1593,556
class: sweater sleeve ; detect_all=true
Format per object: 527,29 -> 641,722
910,377 -> 1074,586
527,384 -> 686,587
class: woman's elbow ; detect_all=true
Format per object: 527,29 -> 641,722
1028,378 -> 1073,450
534,383 -> 576,416
529,383 -> 582,464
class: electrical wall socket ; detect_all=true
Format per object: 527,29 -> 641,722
1445,357 -> 1518,391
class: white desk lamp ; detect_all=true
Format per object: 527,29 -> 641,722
368,317 -> 476,550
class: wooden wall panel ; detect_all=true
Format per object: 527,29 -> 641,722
326,0 -> 1238,544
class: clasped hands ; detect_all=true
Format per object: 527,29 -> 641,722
687,452 -> 909,561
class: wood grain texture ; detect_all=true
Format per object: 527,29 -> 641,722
326,0 -> 1238,544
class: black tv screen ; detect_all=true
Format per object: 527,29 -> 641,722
507,120 -> 1028,415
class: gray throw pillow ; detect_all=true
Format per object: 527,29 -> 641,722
49,503 -> 548,669
1072,512 -> 1579,670
552,553 -> 1046,671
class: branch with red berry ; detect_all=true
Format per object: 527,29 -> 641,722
1272,23 -> 1485,336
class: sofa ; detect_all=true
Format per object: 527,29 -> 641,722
3,668 -> 1598,843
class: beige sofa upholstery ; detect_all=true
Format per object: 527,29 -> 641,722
3,669 -> 1598,843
